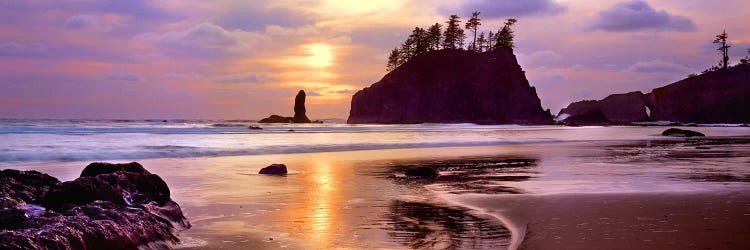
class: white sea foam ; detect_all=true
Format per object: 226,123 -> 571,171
0,119 -> 748,163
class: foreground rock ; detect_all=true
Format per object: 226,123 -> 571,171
348,48 -> 553,124
558,64 -> 750,125
404,167 -> 439,179
661,128 -> 705,137
259,164 -> 288,175
0,162 -> 190,250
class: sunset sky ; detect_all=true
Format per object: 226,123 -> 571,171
1,0 -> 749,119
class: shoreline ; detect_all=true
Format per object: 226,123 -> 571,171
2,137 -> 750,249
439,190 -> 750,250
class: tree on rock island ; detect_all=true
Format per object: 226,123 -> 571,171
713,30 -> 731,70
384,13 -> 521,71
495,19 -> 517,49
465,11 -> 482,52
442,15 -> 465,50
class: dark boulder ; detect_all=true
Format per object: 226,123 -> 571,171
259,164 -> 288,175
40,177 -> 127,211
259,115 -> 293,123
0,162 -> 190,249
0,169 -> 59,208
80,162 -> 147,177
347,48 -> 552,125
293,90 -> 312,123
405,167 -> 439,179
661,128 -> 705,137
0,209 -> 26,230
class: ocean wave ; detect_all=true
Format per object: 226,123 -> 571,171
210,123 -> 249,128
0,140 -> 561,163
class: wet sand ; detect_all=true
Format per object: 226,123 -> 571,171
447,192 -> 750,250
4,137 -> 750,249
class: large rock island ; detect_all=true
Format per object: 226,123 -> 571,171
557,64 -> 750,125
347,48 -> 553,124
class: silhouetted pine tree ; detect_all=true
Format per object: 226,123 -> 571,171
487,31 -> 495,50
442,15 -> 465,49
476,32 -> 486,52
400,39 -> 414,63
495,19 -> 517,49
713,30 -> 731,70
386,48 -> 400,71
410,27 -> 429,55
465,11 -> 481,52
427,23 -> 442,51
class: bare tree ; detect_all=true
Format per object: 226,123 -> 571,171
713,30 -> 731,70
487,31 -> 495,50
465,11 -> 482,52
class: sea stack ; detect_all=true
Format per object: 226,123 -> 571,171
293,90 -> 311,123
347,48 -> 553,124
259,90 -> 313,123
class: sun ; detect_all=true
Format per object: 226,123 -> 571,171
304,43 -> 334,68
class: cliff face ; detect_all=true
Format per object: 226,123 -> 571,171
649,65 -> 750,123
347,48 -> 552,124
557,64 -> 750,125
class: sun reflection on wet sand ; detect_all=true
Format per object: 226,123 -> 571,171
310,160 -> 334,241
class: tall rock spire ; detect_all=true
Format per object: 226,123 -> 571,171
293,90 -> 311,123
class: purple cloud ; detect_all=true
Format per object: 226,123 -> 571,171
214,74 -> 276,83
588,1 -> 696,32
136,23 -> 270,58
0,42 -> 47,56
215,1 -> 314,31
626,60 -> 689,73
450,0 -> 567,18
63,15 -> 111,32
106,73 -> 141,82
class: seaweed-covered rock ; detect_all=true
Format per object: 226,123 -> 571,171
259,115 -> 293,123
405,167 -> 439,179
661,128 -> 705,137
0,162 -> 189,250
259,164 -> 288,175
80,162 -> 148,177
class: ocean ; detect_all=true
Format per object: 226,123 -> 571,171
1,119 -> 747,164
2,119 -> 750,249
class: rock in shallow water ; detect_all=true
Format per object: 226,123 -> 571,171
661,128 -> 705,137
259,164 -> 288,175
405,167 -> 439,179
0,162 -> 190,250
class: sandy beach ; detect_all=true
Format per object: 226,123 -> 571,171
448,192 -> 750,250
5,135 -> 749,249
